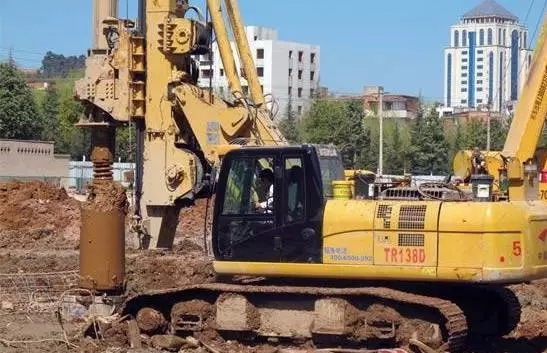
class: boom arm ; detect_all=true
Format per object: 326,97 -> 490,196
75,0 -> 286,250
502,14 -> 547,200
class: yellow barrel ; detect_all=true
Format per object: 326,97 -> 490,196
332,180 -> 353,200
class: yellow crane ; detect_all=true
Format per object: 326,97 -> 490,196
452,13 -> 547,201
73,1 -> 547,352
75,0 -> 286,251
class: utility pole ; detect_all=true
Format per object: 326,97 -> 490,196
378,86 -> 384,175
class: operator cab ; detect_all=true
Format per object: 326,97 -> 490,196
212,144 -> 344,263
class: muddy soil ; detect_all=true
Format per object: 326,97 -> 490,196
0,180 -> 81,250
0,181 -> 545,353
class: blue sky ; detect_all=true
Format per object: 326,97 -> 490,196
0,0 -> 544,101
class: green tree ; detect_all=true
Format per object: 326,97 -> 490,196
489,118 -> 509,151
407,105 -> 450,174
115,124 -> 135,162
464,120 -> 488,149
300,99 -> 369,168
384,121 -> 406,174
0,63 -> 43,140
40,51 -> 86,79
40,86 -> 60,142
54,71 -> 89,158
278,100 -> 300,143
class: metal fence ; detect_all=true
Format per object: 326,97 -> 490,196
0,162 -> 136,194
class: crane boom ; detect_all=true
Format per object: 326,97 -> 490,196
503,15 -> 547,161
452,14 -> 547,202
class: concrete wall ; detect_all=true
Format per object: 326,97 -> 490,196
0,139 -> 69,179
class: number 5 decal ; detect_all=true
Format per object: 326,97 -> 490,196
512,241 -> 522,256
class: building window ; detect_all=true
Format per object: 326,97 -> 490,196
498,28 -> 502,45
461,80 -> 468,85
479,29 -> 484,45
477,99 -> 483,104
288,86 -> 292,95
289,50 -> 293,59
462,30 -> 467,46
477,57 -> 483,62
462,50 -> 468,55
289,68 -> 293,77
503,29 -> 506,45
477,65 -> 484,69
462,58 -> 468,63
461,99 -> 467,104
477,80 -> 483,84
511,29 -> 519,100
310,71 -> 315,81
477,49 -> 484,54
454,30 -> 459,47
220,68 -> 224,76
488,51 -> 494,106
310,53 -> 316,64
310,88 -> 315,98
462,65 -> 468,70
447,53 -> 452,107
477,72 -> 483,77
487,28 -> 493,45
477,87 -> 483,92
201,69 -> 213,78
461,73 -> 468,77
297,105 -> 302,114
298,70 -> 303,79
298,51 -> 303,62
256,48 -> 264,59
461,88 -> 468,92
257,67 -> 264,77
524,32 -> 527,48
298,87 -> 303,97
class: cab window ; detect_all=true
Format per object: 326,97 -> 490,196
221,156 -> 274,215
284,157 -> 305,223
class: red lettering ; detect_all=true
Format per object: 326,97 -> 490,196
512,241 -> 522,256
419,249 -> 426,263
391,248 -> 398,262
384,247 -> 427,264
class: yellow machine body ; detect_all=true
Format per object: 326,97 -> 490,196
214,199 -> 547,283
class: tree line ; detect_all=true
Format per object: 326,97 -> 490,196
0,59 -> 133,161
278,99 -> 516,175
1,51 -> 540,174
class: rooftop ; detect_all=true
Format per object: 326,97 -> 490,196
462,0 -> 517,21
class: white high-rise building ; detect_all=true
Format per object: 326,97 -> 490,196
443,0 -> 533,112
196,26 -> 320,120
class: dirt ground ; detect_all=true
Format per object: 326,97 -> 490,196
0,180 -> 545,353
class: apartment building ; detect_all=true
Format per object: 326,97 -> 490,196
443,0 -> 533,112
196,26 -> 320,120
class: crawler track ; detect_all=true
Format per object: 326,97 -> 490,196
121,283 -> 469,352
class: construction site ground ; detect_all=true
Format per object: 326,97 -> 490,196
0,180 -> 545,353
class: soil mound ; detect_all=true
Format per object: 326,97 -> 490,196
0,180 -> 81,249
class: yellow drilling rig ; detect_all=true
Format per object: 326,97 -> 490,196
72,1 -> 547,352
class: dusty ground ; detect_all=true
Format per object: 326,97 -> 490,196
0,181 -> 544,353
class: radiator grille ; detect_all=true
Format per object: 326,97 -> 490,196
398,233 -> 425,247
398,205 -> 427,229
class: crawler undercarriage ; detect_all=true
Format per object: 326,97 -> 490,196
120,279 -> 521,353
